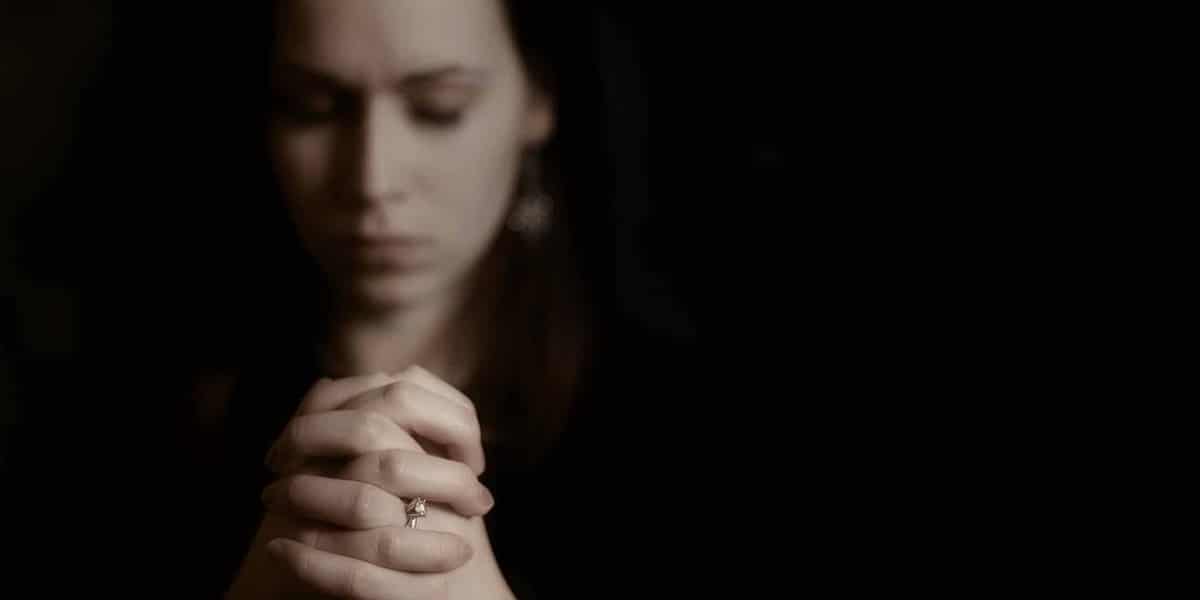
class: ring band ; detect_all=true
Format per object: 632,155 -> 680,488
404,497 -> 427,528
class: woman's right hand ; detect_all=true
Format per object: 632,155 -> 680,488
226,370 -> 497,599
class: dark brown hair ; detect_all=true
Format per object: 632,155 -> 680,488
474,1 -> 595,460
195,1 -> 607,463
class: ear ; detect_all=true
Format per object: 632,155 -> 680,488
521,86 -> 555,146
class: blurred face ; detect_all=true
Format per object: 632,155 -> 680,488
269,0 -> 553,311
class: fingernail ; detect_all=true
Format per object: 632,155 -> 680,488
480,486 -> 495,510
264,442 -> 281,470
265,538 -> 286,557
277,456 -> 305,475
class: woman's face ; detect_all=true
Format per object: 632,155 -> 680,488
269,0 -> 553,310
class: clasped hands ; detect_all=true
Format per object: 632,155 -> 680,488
228,366 -> 514,600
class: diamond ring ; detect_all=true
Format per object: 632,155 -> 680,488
404,497 -> 427,528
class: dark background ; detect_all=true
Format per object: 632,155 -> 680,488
1,2 -> 805,594
2,3 -> 797,451
3,3 -> 1121,595
2,1 -> 114,464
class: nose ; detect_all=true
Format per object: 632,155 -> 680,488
350,96 -> 412,205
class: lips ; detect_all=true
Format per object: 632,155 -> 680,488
345,235 -> 427,247
333,234 -> 434,270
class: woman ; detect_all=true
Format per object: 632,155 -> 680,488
157,1 -> 695,598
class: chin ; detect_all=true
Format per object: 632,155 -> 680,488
344,269 -> 452,310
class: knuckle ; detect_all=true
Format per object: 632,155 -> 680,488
279,475 -> 300,505
375,529 -> 403,565
292,542 -> 317,579
463,412 -> 482,442
274,475 -> 311,512
352,412 -> 392,452
295,526 -> 323,549
377,451 -> 411,484
284,417 -> 307,449
366,372 -> 393,388
385,379 -> 419,411
350,484 -> 380,527
302,378 -> 337,409
449,401 -> 480,441
310,377 -> 336,396
456,402 -> 480,433
451,462 -> 476,488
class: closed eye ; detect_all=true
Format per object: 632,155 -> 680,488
269,62 -> 486,129
404,80 -> 480,130
411,105 -> 465,127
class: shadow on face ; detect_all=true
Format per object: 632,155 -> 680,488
268,0 -> 555,311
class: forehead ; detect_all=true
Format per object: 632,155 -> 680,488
275,0 -> 512,75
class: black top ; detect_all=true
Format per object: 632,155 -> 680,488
177,312 -> 697,598
2,307 -> 699,597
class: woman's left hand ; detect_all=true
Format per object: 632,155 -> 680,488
257,367 -> 516,600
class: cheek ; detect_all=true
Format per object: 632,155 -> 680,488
434,148 -> 519,260
271,129 -> 336,214
431,111 -> 525,247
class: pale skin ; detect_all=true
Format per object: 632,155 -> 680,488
226,0 -> 554,598
227,370 -> 513,599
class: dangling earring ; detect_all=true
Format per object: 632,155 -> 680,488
508,152 -> 552,243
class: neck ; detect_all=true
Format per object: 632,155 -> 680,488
320,246 -> 508,386
322,285 -> 474,385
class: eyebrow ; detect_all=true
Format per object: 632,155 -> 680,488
274,62 -> 488,91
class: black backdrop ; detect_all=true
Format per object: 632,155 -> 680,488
1,2 -> 803,595
4,3 -> 1102,596
2,2 -> 802,446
